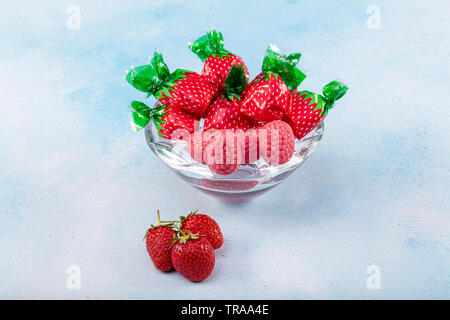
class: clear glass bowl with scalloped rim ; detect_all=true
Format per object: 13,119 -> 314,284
144,109 -> 324,202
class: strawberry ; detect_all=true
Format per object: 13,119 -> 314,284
180,210 -> 223,249
144,210 -> 176,272
204,65 -> 251,131
129,101 -> 199,139
259,120 -> 295,166
286,81 -> 348,140
204,129 -> 243,175
189,28 -> 249,89
126,51 -> 217,116
240,44 -> 306,121
171,231 -> 215,282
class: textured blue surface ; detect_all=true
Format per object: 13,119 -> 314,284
0,0 -> 449,299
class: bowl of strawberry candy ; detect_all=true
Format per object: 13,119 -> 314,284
126,29 -> 348,202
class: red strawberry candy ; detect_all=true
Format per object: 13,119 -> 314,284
205,96 -> 250,131
188,130 -> 217,164
286,81 -> 348,140
259,120 -> 295,166
171,231 -> 215,282
126,51 -> 217,116
234,128 -> 260,165
129,101 -> 199,139
240,45 -> 306,121
181,211 -> 223,249
204,65 -> 251,131
145,210 -> 176,272
204,129 -> 243,175
189,28 -> 249,89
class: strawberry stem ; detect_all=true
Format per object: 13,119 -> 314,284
172,222 -> 186,237
157,209 -> 161,225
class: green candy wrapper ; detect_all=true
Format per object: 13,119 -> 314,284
287,80 -> 348,140
261,44 -> 306,91
299,80 -> 348,117
126,51 -> 217,116
189,28 -> 249,88
189,28 -> 229,61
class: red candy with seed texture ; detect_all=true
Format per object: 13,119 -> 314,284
259,120 -> 295,166
286,81 -> 348,140
204,130 -> 243,175
189,29 -> 249,89
204,65 -> 251,131
156,71 -> 217,116
188,130 -> 213,164
157,105 -> 199,139
130,101 -> 199,139
241,72 -> 292,121
240,45 -> 306,122
126,51 -> 217,116
204,95 -> 251,131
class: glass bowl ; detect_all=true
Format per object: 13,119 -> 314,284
144,116 -> 324,202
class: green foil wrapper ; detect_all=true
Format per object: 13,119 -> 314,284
261,44 -> 306,91
301,80 -> 349,116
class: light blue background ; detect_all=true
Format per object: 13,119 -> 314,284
0,0 -> 449,299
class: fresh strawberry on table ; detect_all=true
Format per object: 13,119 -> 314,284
180,210 -> 223,250
240,44 -> 307,121
129,101 -> 199,139
144,210 -> 176,272
189,28 -> 249,89
126,51 -> 217,116
285,81 -> 348,140
170,230 -> 215,282
204,64 -> 251,131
